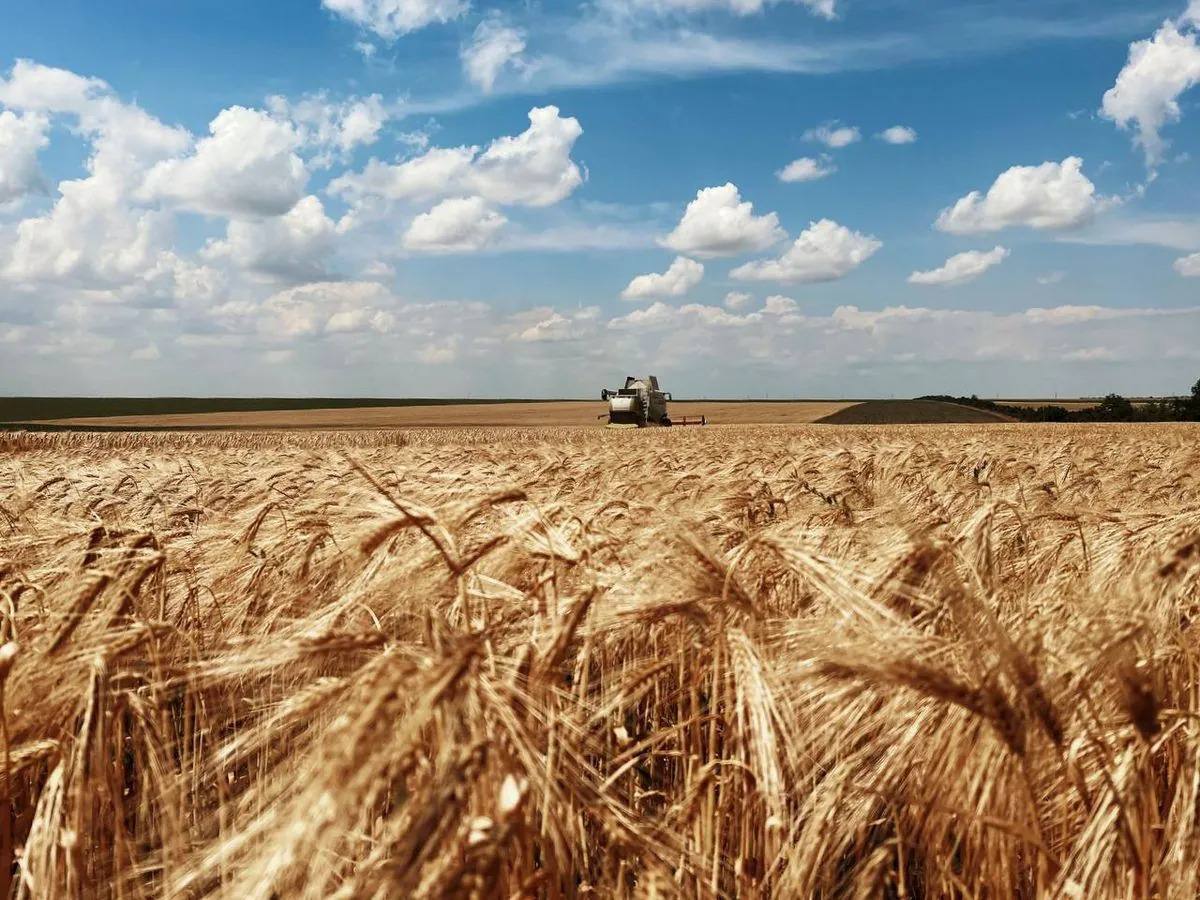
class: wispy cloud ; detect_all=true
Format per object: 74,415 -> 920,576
387,5 -> 1175,116
1058,214 -> 1200,251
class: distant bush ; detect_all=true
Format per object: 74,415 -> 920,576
921,383 -> 1199,423
1097,393 -> 1134,420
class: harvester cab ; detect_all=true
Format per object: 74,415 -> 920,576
600,376 -> 706,428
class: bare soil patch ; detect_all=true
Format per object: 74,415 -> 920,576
816,399 -> 1013,424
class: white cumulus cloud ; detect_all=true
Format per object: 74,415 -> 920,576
256,281 -> 397,339
804,122 -> 860,148
511,305 -> 601,343
334,147 -> 474,207
0,109 -> 49,203
403,196 -> 507,252
908,246 -> 1010,286
332,106 -> 583,212
661,183 -> 784,257
143,106 -> 307,218
620,256 -> 704,299
1101,11 -> 1200,167
936,157 -> 1103,234
417,336 -> 461,363
321,0 -> 468,39
515,311 -> 574,342
724,290 -> 751,309
762,294 -> 798,314
878,125 -> 918,144
203,195 -> 337,279
777,156 -> 835,182
0,61 -> 192,291
607,301 -> 679,331
731,218 -> 881,283
266,93 -> 386,165
0,58 -> 105,113
470,106 -> 583,206
1174,251 -> 1200,276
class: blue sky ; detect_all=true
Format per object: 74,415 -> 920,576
1,0 -> 1199,398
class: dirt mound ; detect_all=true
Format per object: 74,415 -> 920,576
816,399 -> 1012,424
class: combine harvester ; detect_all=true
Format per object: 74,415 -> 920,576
600,376 -> 707,428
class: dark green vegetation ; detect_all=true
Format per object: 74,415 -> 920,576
816,399 -> 1012,424
925,379 -> 1200,423
0,396 -> 571,422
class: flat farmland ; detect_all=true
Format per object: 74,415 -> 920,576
18,399 -> 860,428
3,423 -> 1199,897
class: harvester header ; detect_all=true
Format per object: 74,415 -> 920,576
600,376 -> 706,427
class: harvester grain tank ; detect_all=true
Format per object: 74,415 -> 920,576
600,376 -> 706,427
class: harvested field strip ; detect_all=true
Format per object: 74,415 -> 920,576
817,398 -> 1013,424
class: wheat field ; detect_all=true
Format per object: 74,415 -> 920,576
0,424 -> 1198,898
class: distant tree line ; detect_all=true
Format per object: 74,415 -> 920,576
921,379 -> 1200,423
